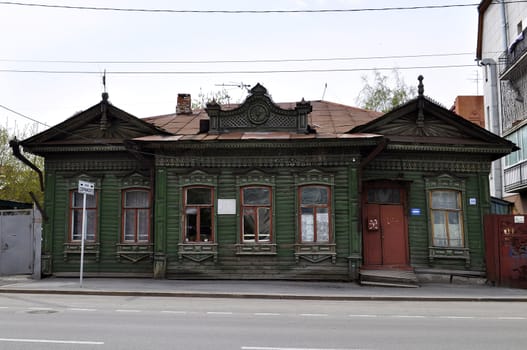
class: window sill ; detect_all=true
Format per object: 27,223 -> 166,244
63,242 -> 100,262
235,243 -> 277,255
116,243 -> 153,263
178,243 -> 218,262
295,243 -> 336,263
429,247 -> 470,267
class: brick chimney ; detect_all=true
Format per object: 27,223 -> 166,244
176,93 -> 192,114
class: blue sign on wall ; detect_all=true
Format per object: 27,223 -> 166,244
410,208 -> 421,216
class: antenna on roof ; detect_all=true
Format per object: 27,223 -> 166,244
321,82 -> 327,100
215,82 -> 251,91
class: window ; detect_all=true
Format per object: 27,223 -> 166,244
122,189 -> 150,243
69,190 -> 97,242
430,190 -> 464,248
241,186 -> 271,243
299,185 -> 331,243
184,186 -> 213,242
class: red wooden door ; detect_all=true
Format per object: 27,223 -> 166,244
362,183 -> 409,268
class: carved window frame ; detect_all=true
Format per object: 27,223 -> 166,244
235,171 -> 276,255
294,170 -> 336,263
121,188 -> 151,244
64,175 -> 101,262
425,174 -> 470,266
115,173 -> 153,264
177,171 -> 218,262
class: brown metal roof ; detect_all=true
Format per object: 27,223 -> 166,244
141,100 -> 382,140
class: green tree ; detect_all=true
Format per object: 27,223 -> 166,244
0,125 -> 43,204
356,69 -> 417,113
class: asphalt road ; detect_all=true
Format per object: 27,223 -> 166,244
0,294 -> 526,350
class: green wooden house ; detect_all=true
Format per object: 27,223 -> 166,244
13,78 -> 516,284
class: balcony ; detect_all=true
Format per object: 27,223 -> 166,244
504,160 -> 527,192
499,31 -> 527,79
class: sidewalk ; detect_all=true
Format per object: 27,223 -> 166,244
1,276 -> 527,301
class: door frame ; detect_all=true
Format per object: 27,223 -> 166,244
361,180 -> 410,269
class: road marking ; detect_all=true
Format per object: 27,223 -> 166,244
300,313 -> 329,317
161,310 -> 188,314
28,307 -> 53,310
254,313 -> 281,316
497,316 -> 526,320
115,309 -> 141,313
0,307 -> 8,309
207,311 -> 233,315
349,314 -> 377,318
0,337 -> 104,345
68,308 -> 96,312
439,316 -> 474,319
391,315 -> 426,318
241,347 -> 368,350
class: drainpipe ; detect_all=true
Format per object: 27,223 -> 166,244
9,138 -> 44,192
480,58 -> 503,198
501,0 -> 509,52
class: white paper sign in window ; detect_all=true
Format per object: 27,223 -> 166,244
218,199 -> 236,215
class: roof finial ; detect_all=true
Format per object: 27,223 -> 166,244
418,75 -> 424,97
417,75 -> 425,128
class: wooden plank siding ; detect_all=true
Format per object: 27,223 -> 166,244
47,170 -> 154,277
165,166 -> 354,280
362,161 -> 490,273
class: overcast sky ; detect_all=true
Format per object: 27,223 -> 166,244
1,0 -> 481,135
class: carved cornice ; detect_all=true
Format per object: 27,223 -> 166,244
28,145 -> 127,153
367,158 -> 490,173
387,143 -> 510,155
158,154 -> 359,168
47,159 -> 140,171
179,170 -> 217,186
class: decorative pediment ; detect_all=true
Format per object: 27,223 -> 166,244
350,76 -> 517,157
121,172 -> 151,188
21,93 -> 170,149
236,169 -> 275,186
294,169 -> 334,185
205,83 -> 312,134
179,170 -> 217,187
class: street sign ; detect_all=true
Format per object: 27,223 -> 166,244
78,180 -> 95,195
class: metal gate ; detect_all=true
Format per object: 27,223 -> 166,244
484,214 -> 527,288
0,209 -> 34,275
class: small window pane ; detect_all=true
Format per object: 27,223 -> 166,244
258,207 -> 270,241
243,187 -> 270,205
243,208 -> 256,242
433,211 -> 447,247
73,192 -> 96,208
367,188 -> 400,204
200,208 -> 212,242
125,190 -> 149,208
448,212 -> 462,247
301,187 -> 328,205
137,209 -> 149,241
301,207 -> 315,242
124,210 -> 136,241
186,188 -> 212,205
185,209 -> 197,242
317,208 -> 329,242
432,191 -> 459,209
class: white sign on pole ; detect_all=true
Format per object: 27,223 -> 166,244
78,180 -> 95,195
78,180 -> 94,288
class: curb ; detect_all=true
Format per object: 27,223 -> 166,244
1,288 -> 527,302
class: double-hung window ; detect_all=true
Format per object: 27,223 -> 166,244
241,186 -> 272,243
299,185 -> 331,243
430,190 -> 464,248
69,190 -> 97,242
184,186 -> 214,242
122,189 -> 150,243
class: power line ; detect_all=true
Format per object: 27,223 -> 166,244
0,52 -> 477,65
0,1 -> 486,14
0,64 -> 476,75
